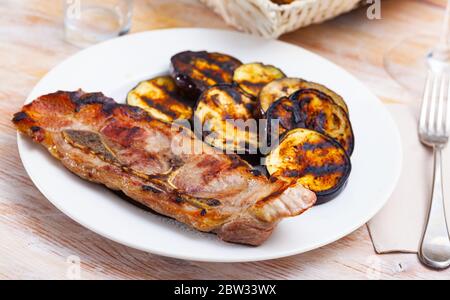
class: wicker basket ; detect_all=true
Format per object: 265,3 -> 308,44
200,0 -> 362,38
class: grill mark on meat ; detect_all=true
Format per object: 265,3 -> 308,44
67,90 -> 152,122
143,184 -> 202,208
101,122 -> 144,148
194,156 -> 231,185
229,154 -> 248,168
205,199 -> 221,207
178,194 -> 220,209
70,91 -> 116,115
142,185 -> 163,194
12,111 -> 31,123
195,155 -> 219,169
30,126 -> 41,132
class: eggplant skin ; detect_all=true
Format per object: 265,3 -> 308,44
233,63 -> 286,98
127,76 -> 193,123
291,89 -> 354,155
194,84 -> 258,153
170,51 -> 243,100
266,128 -> 351,204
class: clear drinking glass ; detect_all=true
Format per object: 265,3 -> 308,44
63,0 -> 133,47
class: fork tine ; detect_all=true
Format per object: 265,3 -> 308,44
437,73 -> 447,135
429,72 -> 442,133
420,71 -> 433,132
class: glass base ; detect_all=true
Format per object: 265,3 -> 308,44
64,5 -> 131,48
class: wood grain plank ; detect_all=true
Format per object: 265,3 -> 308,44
1,0 -> 449,279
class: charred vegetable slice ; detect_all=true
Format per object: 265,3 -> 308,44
260,78 -> 305,113
127,76 -> 193,123
233,63 -> 286,98
298,81 -> 348,114
170,51 -> 243,100
266,128 -> 351,204
194,84 -> 258,153
259,78 -> 349,114
265,97 -> 301,146
291,89 -> 354,155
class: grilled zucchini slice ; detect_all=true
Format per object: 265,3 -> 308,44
291,89 -> 354,155
260,78 -> 305,113
127,76 -> 193,123
259,78 -> 349,114
233,63 -> 286,98
266,128 -> 351,204
170,51 -> 243,100
194,84 -> 258,153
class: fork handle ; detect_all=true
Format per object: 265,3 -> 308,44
419,146 -> 450,270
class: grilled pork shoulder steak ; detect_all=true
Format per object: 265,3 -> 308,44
13,91 -> 316,246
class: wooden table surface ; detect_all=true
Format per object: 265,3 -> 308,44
1,0 -> 449,280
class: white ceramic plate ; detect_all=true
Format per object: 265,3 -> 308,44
17,28 -> 402,262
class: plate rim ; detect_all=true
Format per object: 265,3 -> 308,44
17,28 -> 403,262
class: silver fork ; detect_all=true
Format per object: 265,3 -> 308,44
418,71 -> 450,270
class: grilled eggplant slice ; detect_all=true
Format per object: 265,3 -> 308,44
298,81 -> 348,114
170,51 -> 243,100
291,89 -> 354,155
265,96 -> 301,146
260,78 -> 305,113
266,128 -> 351,204
233,63 -> 286,98
259,78 -> 349,114
194,84 -> 258,153
127,76 -> 193,123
